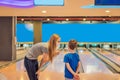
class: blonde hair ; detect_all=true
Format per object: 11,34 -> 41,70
48,34 -> 60,62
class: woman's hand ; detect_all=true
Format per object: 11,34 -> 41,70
36,70 -> 40,79
36,70 -> 40,74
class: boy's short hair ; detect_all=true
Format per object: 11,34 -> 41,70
68,40 -> 77,50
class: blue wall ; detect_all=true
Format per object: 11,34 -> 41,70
42,23 -> 120,42
16,23 -> 33,42
95,0 -> 120,5
16,23 -> 120,42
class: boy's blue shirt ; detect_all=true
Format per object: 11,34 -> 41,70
64,53 -> 80,79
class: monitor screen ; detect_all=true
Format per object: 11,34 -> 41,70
34,0 -> 64,6
0,0 -> 34,7
95,0 -> 120,5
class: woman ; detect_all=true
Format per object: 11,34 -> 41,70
24,34 -> 61,80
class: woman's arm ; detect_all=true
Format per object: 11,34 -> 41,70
39,53 -> 49,68
36,53 -> 49,74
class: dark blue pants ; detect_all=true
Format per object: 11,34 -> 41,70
24,57 -> 38,80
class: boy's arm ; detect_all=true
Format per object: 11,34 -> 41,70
76,61 -> 81,74
65,63 -> 76,75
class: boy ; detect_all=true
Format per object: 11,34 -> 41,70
64,40 -> 80,80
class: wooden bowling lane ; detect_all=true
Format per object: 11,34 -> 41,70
78,50 -> 112,74
40,70 -> 120,80
114,50 -> 120,54
0,51 -> 120,80
0,49 -> 26,68
45,53 -> 65,73
0,60 -> 28,80
37,51 -> 120,80
96,50 -> 120,66
78,48 -> 90,54
102,48 -> 120,56
110,50 -> 120,55
80,73 -> 120,80
0,59 -> 64,80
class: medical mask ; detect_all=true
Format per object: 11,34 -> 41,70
56,43 -> 60,49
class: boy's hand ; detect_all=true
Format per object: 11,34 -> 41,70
73,73 -> 80,80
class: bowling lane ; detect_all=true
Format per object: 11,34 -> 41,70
109,50 -> 120,55
0,51 -> 120,80
39,53 -> 65,80
45,53 -> 65,73
78,50 -> 112,74
114,50 -> 120,54
0,49 -> 26,69
0,57 -> 65,80
95,50 -> 120,66
0,60 -> 28,80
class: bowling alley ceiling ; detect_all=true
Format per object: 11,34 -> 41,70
0,0 -> 120,16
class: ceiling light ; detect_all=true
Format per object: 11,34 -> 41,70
47,18 -> 50,21
42,10 -> 47,13
105,10 -> 110,13
83,18 -> 86,21
21,18 -> 24,21
66,18 -> 69,21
